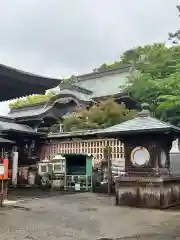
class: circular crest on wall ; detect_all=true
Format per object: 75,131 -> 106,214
131,146 -> 150,166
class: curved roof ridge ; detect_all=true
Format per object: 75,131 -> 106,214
0,63 -> 61,81
77,64 -> 132,81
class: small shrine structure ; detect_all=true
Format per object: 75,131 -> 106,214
88,103 -> 180,208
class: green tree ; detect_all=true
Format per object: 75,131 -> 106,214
63,99 -> 137,132
169,5 -> 180,43
97,43 -> 178,79
122,43 -> 180,126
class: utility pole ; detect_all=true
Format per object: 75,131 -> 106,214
104,144 -> 112,195
107,146 -> 112,195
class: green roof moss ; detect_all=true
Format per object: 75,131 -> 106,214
9,91 -> 56,110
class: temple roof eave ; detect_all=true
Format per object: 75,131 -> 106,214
8,94 -> 93,121
0,64 -> 61,101
0,116 -> 44,136
0,63 -> 61,88
1,129 -> 44,137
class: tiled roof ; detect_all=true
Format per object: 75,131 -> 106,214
50,89 -> 93,103
49,104 -> 180,138
8,89 -> 93,120
8,104 -> 51,119
88,117 -> 180,135
0,137 -> 15,144
0,116 -> 40,134
48,129 -> 101,139
0,63 -> 61,88
8,65 -> 132,120
48,117 -> 180,139
77,65 -> 132,81
87,104 -> 180,136
0,64 -> 61,101
0,121 -> 38,134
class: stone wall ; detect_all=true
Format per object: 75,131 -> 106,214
115,177 -> 180,209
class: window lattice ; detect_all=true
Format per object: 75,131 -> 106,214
41,138 -> 125,169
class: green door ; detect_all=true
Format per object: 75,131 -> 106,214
86,156 -> 92,191
86,156 -> 92,176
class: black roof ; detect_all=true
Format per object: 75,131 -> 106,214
87,104 -> 180,136
8,104 -> 52,120
0,116 -> 42,135
8,89 -> 94,120
0,137 -> 15,144
8,65 -> 133,120
88,117 -> 180,136
0,64 -> 60,101
48,129 -> 100,139
48,104 -> 180,139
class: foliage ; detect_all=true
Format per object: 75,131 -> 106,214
97,43 -> 177,78
8,74 -> 79,110
98,61 -> 123,71
169,5 -> 180,44
121,42 -> 180,126
59,75 -> 77,89
9,73 -> 79,110
9,91 -> 56,109
63,99 -> 137,131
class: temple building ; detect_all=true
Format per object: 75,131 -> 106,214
41,131 -> 125,175
6,65 -> 137,175
8,64 -> 137,131
0,115 -> 46,164
0,63 -> 60,186
1,62 -> 179,192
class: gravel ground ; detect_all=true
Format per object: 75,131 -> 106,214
0,190 -> 180,239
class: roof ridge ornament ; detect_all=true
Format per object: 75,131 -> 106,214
138,103 -> 151,117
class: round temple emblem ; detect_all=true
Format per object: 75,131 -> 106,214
131,146 -> 150,166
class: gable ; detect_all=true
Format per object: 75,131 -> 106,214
76,71 -> 129,98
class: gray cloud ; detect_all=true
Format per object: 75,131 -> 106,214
0,0 -> 179,78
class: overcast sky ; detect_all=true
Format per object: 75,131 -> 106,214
0,0 -> 179,114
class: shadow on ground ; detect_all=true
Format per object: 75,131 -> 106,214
7,188 -> 83,200
7,188 -> 113,201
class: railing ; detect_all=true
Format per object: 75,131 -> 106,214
64,175 -> 92,191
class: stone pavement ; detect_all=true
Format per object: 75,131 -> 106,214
0,191 -> 180,239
